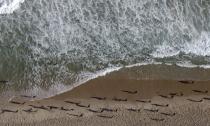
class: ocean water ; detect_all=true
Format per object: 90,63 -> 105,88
0,0 -> 210,97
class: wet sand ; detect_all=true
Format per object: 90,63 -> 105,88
0,76 -> 210,126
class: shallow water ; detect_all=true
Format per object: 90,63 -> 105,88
1,64 -> 210,99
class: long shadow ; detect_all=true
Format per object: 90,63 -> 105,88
67,113 -> 83,117
75,103 -> 90,108
64,100 -> 80,105
91,97 -> 106,100
160,112 -> 175,117
192,90 -> 208,94
186,99 -> 203,102
112,97 -> 127,102
127,108 -> 141,112
9,101 -> 25,105
100,108 -> 118,112
87,108 -> 103,113
121,90 -> 138,94
46,106 -> 59,110
150,118 -> 164,121
178,80 -> 194,84
22,108 -> 38,113
158,94 -> 174,99
136,99 -> 151,103
29,105 -> 49,111
151,103 -> 169,107
203,97 -> 210,100
97,115 -> 114,119
20,95 -> 36,99
169,92 -> 183,97
60,107 -> 74,111
1,109 -> 18,114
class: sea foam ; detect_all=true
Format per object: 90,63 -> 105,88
151,32 -> 210,58
0,0 -> 24,14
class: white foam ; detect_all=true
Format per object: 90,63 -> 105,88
176,61 -> 198,68
126,61 -> 210,69
151,32 -> 210,58
164,63 -> 173,66
0,0 -> 24,14
176,61 -> 210,69
72,66 -> 122,88
200,65 -> 210,69
151,42 -> 180,58
125,61 -> 162,68
183,32 -> 210,56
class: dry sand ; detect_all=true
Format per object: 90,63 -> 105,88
0,76 -> 210,126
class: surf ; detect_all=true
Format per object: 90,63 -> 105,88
0,0 -> 24,14
0,0 -> 210,98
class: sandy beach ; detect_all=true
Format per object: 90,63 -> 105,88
1,0 -> 210,125
0,75 -> 210,126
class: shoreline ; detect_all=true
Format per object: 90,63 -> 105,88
2,63 -> 210,101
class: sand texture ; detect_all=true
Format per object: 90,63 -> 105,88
0,77 -> 210,126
